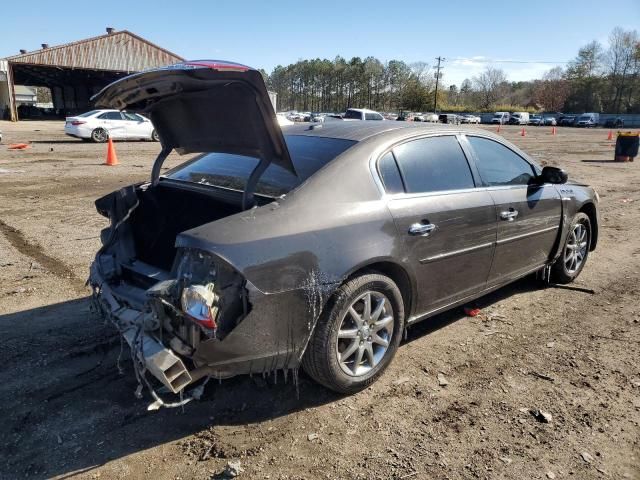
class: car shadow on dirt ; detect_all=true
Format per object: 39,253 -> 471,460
0,275 -> 582,479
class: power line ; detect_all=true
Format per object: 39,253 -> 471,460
453,57 -> 569,65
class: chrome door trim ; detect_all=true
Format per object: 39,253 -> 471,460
419,242 -> 494,264
495,225 -> 559,246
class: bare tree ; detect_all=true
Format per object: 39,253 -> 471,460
533,67 -> 570,111
565,41 -> 604,112
605,27 -> 639,112
472,67 -> 507,109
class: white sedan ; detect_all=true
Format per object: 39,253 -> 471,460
64,109 -> 158,143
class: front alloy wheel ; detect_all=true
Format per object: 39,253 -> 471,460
551,212 -> 591,284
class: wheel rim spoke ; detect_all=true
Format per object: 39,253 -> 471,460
371,297 -> 385,323
349,306 -> 363,329
352,345 -> 364,374
373,315 -> 393,333
364,343 -> 375,367
372,333 -> 389,348
362,293 -> 372,322
340,340 -> 358,362
338,328 -> 358,339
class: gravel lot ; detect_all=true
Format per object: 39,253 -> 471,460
0,120 -> 639,480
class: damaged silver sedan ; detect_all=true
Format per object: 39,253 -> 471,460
89,61 -> 599,406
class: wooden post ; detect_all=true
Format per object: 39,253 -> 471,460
7,62 -> 18,121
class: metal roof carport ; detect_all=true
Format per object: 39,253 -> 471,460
0,28 -> 184,121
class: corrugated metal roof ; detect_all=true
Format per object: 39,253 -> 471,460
5,30 -> 184,72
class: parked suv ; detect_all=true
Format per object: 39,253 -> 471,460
559,115 -> 577,127
491,112 -> 510,124
604,117 -> 624,128
88,60 -> 600,404
343,108 -> 384,121
576,113 -> 600,128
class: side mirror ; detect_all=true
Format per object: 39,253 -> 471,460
539,166 -> 568,184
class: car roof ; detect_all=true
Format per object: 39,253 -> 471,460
346,108 -> 379,113
281,121 -> 471,142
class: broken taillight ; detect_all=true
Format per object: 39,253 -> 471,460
181,283 -> 219,329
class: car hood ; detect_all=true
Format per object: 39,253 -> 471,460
91,60 -> 295,175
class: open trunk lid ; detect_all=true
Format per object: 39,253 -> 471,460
91,60 -> 295,175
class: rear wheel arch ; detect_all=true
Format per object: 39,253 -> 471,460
579,202 -> 598,251
344,260 -> 413,320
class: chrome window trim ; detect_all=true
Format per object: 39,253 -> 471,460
368,130 -> 480,199
461,133 -> 541,185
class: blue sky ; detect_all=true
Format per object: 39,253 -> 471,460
2,0 -> 638,86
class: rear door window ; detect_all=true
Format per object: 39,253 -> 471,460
467,136 -> 535,186
99,111 -> 124,120
392,136 -> 475,194
123,112 -> 144,121
344,110 -> 362,120
365,112 -> 383,121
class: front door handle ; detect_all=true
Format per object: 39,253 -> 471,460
409,222 -> 436,236
500,209 -> 519,221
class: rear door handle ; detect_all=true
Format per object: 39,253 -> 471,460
409,222 -> 436,236
500,209 -> 519,221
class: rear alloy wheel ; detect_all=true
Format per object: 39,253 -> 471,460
151,129 -> 160,142
91,128 -> 108,143
551,212 -> 591,284
302,273 -> 404,393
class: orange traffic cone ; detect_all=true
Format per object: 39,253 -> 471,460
607,130 -> 613,141
105,137 -> 118,166
551,126 -> 556,135
521,127 -> 526,137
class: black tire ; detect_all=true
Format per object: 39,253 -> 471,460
91,128 -> 108,143
550,212 -> 591,284
151,129 -> 159,142
302,273 -> 405,394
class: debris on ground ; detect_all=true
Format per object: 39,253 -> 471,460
581,451 -> 594,463
221,460 -> 244,478
530,409 -> 553,423
307,433 -> 319,441
437,373 -> 449,387
546,472 -> 556,479
464,307 -> 481,317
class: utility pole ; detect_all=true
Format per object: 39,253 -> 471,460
433,56 -> 445,113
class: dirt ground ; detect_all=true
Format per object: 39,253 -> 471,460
0,120 -> 638,480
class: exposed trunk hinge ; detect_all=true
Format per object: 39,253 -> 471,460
151,146 -> 174,186
242,156 -> 270,210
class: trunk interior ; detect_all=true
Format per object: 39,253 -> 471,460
129,183 -> 243,271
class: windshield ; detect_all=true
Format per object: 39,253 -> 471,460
79,110 -> 101,117
164,135 -> 357,197
578,114 -> 592,120
492,114 -> 503,118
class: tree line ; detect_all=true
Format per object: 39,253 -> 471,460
265,27 -> 639,114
